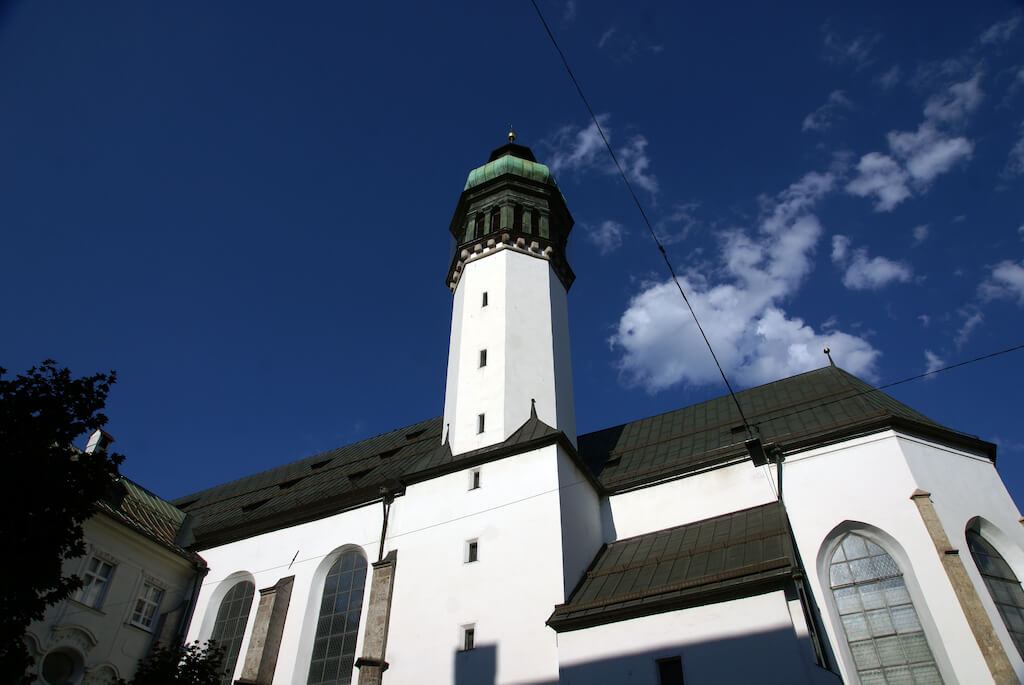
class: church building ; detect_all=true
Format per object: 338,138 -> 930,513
175,139 -> 1024,685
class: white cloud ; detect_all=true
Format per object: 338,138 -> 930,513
955,309 -> 984,348
547,117 -> 658,195
912,224 -> 929,244
1007,121 -> 1024,177
802,90 -> 853,132
924,349 -> 945,376
609,172 -> 880,391
845,153 -> 912,211
923,73 -> 984,123
563,0 -> 576,22
822,26 -> 880,67
598,27 -> 616,49
918,314 -> 931,327
980,16 -> 1021,44
877,65 -> 902,89
846,74 -> 980,211
831,234 -> 913,290
979,259 -> 1024,305
618,135 -> 658,194
587,220 -> 626,255
831,234 -> 850,261
548,117 -> 608,175
887,122 -> 973,184
655,203 -> 699,246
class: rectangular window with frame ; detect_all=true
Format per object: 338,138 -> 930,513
76,556 -> 115,609
469,468 -> 481,490
477,413 -> 485,434
130,581 -> 164,630
656,656 -> 684,685
466,539 -> 479,563
479,349 -> 487,367
462,624 -> 476,651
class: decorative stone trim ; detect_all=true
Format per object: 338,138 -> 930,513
49,624 -> 98,653
910,490 -> 1016,682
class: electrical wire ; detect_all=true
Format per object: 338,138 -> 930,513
527,0 -> 755,437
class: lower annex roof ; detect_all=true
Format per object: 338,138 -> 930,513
546,502 -> 795,632
172,365 -> 995,549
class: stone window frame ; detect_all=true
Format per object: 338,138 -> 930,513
128,578 -> 165,631
816,522 -> 954,685
74,554 -> 117,610
305,548 -> 369,685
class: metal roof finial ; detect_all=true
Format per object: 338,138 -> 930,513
824,347 -> 835,366
508,126 -> 516,143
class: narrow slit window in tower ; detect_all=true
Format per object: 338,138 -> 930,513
466,539 -> 479,563
479,349 -> 487,367
481,291 -> 488,307
477,413 -> 485,433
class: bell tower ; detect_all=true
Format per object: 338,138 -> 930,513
442,133 -> 576,455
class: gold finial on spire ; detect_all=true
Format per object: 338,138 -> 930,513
508,126 -> 516,143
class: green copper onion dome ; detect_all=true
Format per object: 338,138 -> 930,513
463,143 -> 558,192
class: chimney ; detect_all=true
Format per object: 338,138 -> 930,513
85,429 -> 114,455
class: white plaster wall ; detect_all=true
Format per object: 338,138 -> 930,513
900,434 -> 1024,679
384,444 -> 566,684
29,515 -> 197,682
188,444 -> 580,685
782,430 -> 993,684
442,248 -> 573,456
606,459 -> 778,541
186,500 -> 384,685
556,591 -> 828,684
556,446 -> 603,599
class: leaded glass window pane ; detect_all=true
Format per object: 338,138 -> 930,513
967,530 -> 1024,658
307,551 -> 367,685
829,533 -> 942,684
210,580 -> 255,685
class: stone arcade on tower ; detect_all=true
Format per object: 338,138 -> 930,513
176,139 -> 1024,685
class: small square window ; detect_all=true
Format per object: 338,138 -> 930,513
462,625 -> 476,651
130,581 -> 164,630
481,292 -> 488,307
656,656 -> 684,685
477,413 -> 485,434
76,556 -> 115,609
479,349 -> 487,367
466,539 -> 479,563
469,469 -> 481,490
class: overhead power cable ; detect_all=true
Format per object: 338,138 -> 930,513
528,0 -> 755,437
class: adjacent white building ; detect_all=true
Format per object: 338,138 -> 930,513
28,434 -> 207,685
176,139 -> 1024,685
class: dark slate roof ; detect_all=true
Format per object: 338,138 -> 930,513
547,502 -> 795,632
580,364 -> 992,492
96,478 -> 205,567
172,365 -> 993,549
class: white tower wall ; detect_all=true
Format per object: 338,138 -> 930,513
442,247 -> 575,455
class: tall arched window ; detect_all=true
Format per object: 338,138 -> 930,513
209,580 -> 255,685
967,529 -> 1024,657
829,532 -> 943,683
307,550 -> 368,685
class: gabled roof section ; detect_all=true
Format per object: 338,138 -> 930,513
580,365 -> 993,493
547,502 -> 795,632
96,478 -> 204,567
172,417 -> 446,549
172,365 -> 994,550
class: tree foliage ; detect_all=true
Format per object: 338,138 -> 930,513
118,641 -> 225,685
0,361 -> 124,683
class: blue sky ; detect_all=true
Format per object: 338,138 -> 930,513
2,1 -> 1022,503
